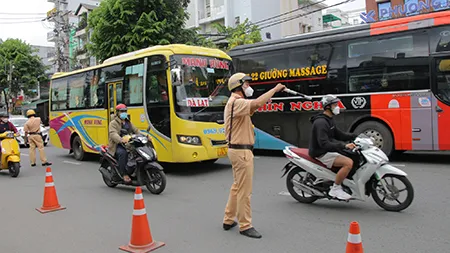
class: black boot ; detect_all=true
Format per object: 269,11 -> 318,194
223,221 -> 237,231
240,227 -> 262,239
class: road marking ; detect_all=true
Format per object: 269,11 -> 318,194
254,156 -> 260,159
22,154 -> 29,156
63,160 -> 81,165
278,191 -> 291,196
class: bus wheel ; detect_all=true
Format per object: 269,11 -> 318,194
72,135 -> 85,161
354,121 -> 393,157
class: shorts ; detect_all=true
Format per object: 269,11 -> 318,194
316,152 -> 341,169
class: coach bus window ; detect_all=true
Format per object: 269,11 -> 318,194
237,50 -> 289,97
51,78 -> 68,111
347,32 -> 429,93
430,26 -> 450,53
435,59 -> 450,105
68,73 -> 88,109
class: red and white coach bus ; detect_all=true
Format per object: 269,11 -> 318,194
228,10 -> 450,157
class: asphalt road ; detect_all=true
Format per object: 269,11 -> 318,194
0,146 -> 449,253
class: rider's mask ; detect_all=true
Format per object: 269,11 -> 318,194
1,117 -> 8,123
331,104 -> 340,115
119,112 -> 128,120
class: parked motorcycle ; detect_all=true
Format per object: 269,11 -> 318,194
0,131 -> 21,177
281,134 -> 414,212
98,129 -> 166,194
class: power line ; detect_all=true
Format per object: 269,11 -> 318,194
257,0 -> 355,31
0,12 -> 47,15
0,16 -> 46,20
252,0 -> 327,26
0,20 -> 45,24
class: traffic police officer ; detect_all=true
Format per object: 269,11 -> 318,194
24,110 -> 52,167
222,72 -> 285,239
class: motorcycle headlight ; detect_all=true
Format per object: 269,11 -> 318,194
138,136 -> 148,144
137,149 -> 152,160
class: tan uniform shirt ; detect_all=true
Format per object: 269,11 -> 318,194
224,93 -> 255,145
24,117 -> 42,134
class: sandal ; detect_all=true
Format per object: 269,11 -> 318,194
123,175 -> 132,183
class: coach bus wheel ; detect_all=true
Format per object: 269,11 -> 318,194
354,121 -> 393,157
72,135 -> 85,161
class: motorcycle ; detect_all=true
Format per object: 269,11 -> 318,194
98,129 -> 167,194
281,134 -> 414,212
0,131 -> 21,177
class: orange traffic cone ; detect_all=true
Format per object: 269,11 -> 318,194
36,167 -> 66,214
346,221 -> 363,253
119,187 -> 165,253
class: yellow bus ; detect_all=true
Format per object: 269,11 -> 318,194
49,44 -> 232,163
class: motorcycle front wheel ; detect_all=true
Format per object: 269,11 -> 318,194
371,174 -> 414,212
9,162 -> 20,178
286,166 -> 319,204
145,168 -> 166,195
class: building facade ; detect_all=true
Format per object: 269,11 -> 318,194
365,0 -> 450,22
46,0 -> 100,72
185,0 -> 327,41
73,3 -> 99,69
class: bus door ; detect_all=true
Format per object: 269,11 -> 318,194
431,55 -> 450,150
107,80 -> 124,123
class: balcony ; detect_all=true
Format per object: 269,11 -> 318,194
47,31 -> 56,42
47,52 -> 56,62
198,5 -> 225,24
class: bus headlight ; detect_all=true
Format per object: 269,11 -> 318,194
177,135 -> 202,145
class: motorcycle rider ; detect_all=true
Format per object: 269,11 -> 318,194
108,104 -> 149,183
0,112 -> 18,134
309,94 -> 358,200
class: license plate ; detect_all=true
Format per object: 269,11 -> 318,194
217,147 -> 228,157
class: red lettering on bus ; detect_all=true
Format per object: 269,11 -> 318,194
182,57 -> 207,67
258,102 -> 284,112
302,101 -> 313,110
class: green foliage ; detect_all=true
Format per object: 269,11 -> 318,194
212,18 -> 263,51
0,39 -> 49,97
88,0 -> 214,62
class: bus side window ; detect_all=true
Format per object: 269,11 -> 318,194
347,31 -> 429,93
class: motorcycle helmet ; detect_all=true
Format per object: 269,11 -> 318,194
321,94 -> 340,109
228,72 -> 252,92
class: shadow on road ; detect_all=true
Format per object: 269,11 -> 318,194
161,161 -> 231,176
391,151 -> 450,165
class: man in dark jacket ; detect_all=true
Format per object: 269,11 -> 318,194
309,94 -> 357,200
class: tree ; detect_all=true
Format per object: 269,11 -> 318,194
212,18 -> 263,51
87,0 -> 213,62
0,39 -> 48,104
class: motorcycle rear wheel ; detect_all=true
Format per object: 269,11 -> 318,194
102,166 -> 118,188
371,174 -> 414,212
286,166 -> 319,204
145,168 -> 166,195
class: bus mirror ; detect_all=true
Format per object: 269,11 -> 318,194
147,126 -> 151,132
171,68 -> 182,86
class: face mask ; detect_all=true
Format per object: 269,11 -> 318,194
332,106 -> 340,115
119,112 -> 128,120
244,86 -> 254,97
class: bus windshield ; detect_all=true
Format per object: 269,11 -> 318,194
170,54 -> 232,123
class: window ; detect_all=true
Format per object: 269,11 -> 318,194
102,59 -> 144,107
51,77 -> 68,111
429,26 -> 450,54
236,49 -> 289,98
434,58 -> 450,105
378,1 -> 392,21
89,69 -> 105,108
123,61 -> 144,106
347,31 -> 430,93
287,42 -> 347,95
68,73 -> 88,109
